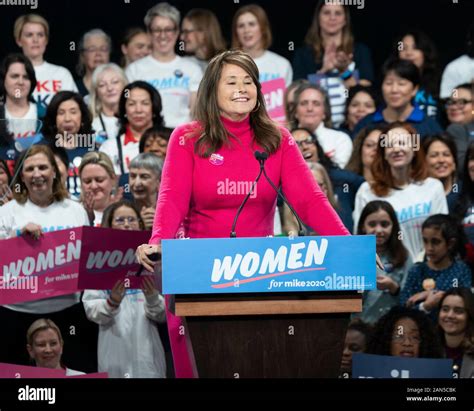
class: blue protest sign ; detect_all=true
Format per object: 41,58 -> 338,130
162,235 -> 376,294
352,353 -> 453,378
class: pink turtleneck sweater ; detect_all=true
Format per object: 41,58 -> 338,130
150,116 -> 349,242
150,115 -> 349,378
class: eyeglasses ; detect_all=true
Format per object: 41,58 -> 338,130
150,27 -> 177,36
295,137 -> 315,147
113,216 -> 139,225
444,98 -> 472,108
83,47 -> 110,54
391,334 -> 421,344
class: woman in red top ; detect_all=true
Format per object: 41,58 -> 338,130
136,50 -> 350,377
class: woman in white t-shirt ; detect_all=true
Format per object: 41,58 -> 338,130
0,54 -> 41,168
288,82 -> 353,168
0,144 -> 97,372
353,122 -> 449,261
231,4 -> 293,87
13,14 -> 78,115
125,3 -> 203,128
99,81 -> 164,177
89,63 -> 128,147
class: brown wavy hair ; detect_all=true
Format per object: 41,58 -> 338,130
13,144 -> 69,204
345,125 -> 384,175
305,0 -> 354,63
192,49 -> 282,157
370,122 -> 427,197
231,4 -> 272,50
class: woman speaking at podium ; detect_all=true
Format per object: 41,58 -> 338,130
136,50 -> 350,377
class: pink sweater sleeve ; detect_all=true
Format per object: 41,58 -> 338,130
280,129 -> 350,236
149,125 -> 194,244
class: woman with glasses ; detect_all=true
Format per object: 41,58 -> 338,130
367,306 -> 443,359
78,151 -> 120,226
126,2 -> 203,128
436,288 -> 474,378
13,14 -> 78,114
232,4 -> 293,87
444,83 -> 473,126
75,29 -> 112,98
180,8 -> 226,72
82,199 -> 167,378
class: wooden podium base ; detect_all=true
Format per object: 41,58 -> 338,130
175,292 -> 361,378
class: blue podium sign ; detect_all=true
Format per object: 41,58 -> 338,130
162,235 -> 376,295
352,353 -> 453,379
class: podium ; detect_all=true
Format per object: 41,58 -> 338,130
163,236 -> 375,378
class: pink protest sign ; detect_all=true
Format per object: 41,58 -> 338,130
78,226 -> 154,290
261,78 -> 286,124
0,228 -> 82,305
0,363 -> 67,378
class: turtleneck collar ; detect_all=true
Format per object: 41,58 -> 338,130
220,115 -> 251,137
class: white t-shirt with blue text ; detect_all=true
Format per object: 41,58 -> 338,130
126,55 -> 203,128
353,177 -> 449,260
254,50 -> 293,87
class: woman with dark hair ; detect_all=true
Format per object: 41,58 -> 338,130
120,27 -> 151,68
353,58 -> 442,139
356,200 -> 413,324
423,134 -> 460,212
444,83 -> 473,127
0,145 -> 97,373
437,288 -> 474,378
345,125 -> 384,183
394,29 -> 440,118
136,50 -> 352,377
339,85 -> 377,136
340,319 -> 372,378
292,0 -> 374,127
40,90 -> 94,198
99,81 -> 164,177
0,53 -> 41,169
453,142 -> 474,271
400,214 -> 471,314
181,8 -> 226,72
232,4 -> 292,86
138,126 -> 172,158
354,122 -> 448,261
367,306 -> 443,359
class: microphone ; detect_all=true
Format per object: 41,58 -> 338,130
135,252 -> 161,277
230,156 -> 265,238
254,150 -> 306,237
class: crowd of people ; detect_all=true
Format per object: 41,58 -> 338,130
0,0 -> 473,378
